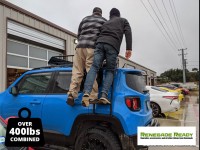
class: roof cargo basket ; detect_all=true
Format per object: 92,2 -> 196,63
48,55 -> 74,66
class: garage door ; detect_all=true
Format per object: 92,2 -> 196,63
7,20 -> 65,50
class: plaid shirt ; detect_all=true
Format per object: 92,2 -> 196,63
76,14 -> 107,49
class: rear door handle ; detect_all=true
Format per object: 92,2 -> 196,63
30,100 -> 41,105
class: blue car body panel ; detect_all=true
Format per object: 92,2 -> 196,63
0,67 -> 152,136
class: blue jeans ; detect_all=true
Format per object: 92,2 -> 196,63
84,43 -> 118,97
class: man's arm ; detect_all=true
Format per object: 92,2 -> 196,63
124,19 -> 132,59
77,21 -> 83,39
125,50 -> 132,59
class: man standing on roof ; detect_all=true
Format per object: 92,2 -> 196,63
66,7 -> 107,106
82,8 -> 132,107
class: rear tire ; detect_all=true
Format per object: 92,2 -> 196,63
150,102 -> 161,117
75,128 -> 121,150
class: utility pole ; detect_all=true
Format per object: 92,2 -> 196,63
178,48 -> 187,84
184,59 -> 187,70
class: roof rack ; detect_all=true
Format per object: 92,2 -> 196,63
32,55 -> 74,70
32,55 -> 121,71
48,55 -> 74,66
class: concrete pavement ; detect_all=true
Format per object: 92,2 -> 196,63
149,95 -> 199,150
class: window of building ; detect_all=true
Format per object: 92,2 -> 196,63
7,39 -> 62,70
7,40 -> 28,56
29,46 -> 47,60
7,55 -> 28,68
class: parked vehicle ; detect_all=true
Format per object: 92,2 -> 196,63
0,56 -> 159,150
177,87 -> 189,95
157,86 -> 184,101
0,116 -> 34,150
167,83 -> 189,95
171,82 -> 198,91
146,86 -> 180,117
184,82 -> 198,91
157,84 -> 189,95
157,84 -> 177,90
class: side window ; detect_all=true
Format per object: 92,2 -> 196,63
17,73 -> 52,94
52,72 -> 72,94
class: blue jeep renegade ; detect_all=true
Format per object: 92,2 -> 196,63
0,56 -> 159,150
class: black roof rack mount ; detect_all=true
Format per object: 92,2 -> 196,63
48,55 -> 74,66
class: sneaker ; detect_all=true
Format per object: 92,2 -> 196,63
82,93 -> 90,107
89,99 -> 99,104
66,93 -> 74,106
99,93 -> 111,104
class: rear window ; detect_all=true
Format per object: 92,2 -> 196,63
126,72 -> 146,93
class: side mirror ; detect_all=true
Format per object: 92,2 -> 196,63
10,87 -> 19,96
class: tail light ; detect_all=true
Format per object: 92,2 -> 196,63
125,97 -> 141,111
163,96 -> 178,100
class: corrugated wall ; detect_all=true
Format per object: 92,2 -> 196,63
0,2 -> 77,91
0,5 -> 7,92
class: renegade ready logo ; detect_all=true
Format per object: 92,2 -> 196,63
138,127 -> 196,146
140,132 -> 193,139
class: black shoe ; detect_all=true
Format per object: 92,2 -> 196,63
66,94 -> 74,106
99,93 -> 111,104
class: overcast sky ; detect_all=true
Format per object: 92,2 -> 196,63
7,0 -> 199,75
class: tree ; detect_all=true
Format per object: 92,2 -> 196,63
158,68 -> 199,84
160,68 -> 183,82
192,68 -> 199,72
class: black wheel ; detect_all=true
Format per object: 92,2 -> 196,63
75,128 -> 121,150
150,102 -> 161,117
158,113 -> 166,118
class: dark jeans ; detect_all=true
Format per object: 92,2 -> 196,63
84,43 -> 118,98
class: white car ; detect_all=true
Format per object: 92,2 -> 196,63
146,86 -> 180,117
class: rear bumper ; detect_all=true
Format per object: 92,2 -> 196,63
170,100 -> 180,112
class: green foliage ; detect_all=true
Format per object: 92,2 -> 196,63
158,68 -> 199,84
192,68 -> 198,72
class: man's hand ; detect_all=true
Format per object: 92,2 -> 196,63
125,50 -> 132,59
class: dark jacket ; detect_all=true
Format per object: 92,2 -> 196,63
76,15 -> 107,49
96,16 -> 132,53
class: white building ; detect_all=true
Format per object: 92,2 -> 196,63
0,1 -> 156,92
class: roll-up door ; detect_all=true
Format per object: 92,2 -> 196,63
7,20 -> 65,50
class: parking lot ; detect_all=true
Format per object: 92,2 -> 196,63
149,92 -> 199,150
